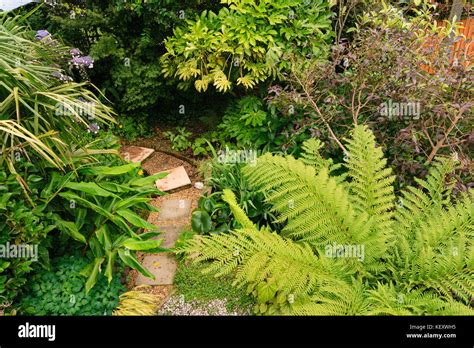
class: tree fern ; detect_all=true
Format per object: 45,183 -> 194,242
242,155 -> 371,248
181,125 -> 474,315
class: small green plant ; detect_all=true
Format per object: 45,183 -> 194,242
192,157 -> 278,235
112,115 -> 152,141
19,254 -> 125,316
174,261 -> 255,313
163,127 -> 192,152
191,137 -> 213,157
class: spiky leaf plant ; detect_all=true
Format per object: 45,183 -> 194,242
179,125 -> 473,315
0,14 -> 115,179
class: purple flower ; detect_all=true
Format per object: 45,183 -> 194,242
87,123 -> 100,134
51,71 -> 73,82
70,55 -> 94,69
70,48 -> 82,57
70,56 -> 83,66
81,56 -> 94,68
35,30 -> 50,40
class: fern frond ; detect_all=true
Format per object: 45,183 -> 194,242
180,193 -> 345,305
243,154 -> 375,253
366,283 -> 474,316
292,280 -> 374,315
345,125 -> 396,234
390,194 -> 474,303
395,157 -> 458,233
300,138 -> 344,181
221,188 -> 256,230
300,138 -> 327,170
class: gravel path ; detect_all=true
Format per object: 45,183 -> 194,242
157,295 -> 251,316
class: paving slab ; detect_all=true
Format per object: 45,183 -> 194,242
159,199 -> 191,221
155,225 -> 184,248
120,146 -> 154,163
136,253 -> 177,286
155,166 -> 191,192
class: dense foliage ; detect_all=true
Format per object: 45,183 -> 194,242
161,0 -> 334,92
0,15 -> 164,310
268,3 -> 473,191
2,0 -> 472,318
24,0 -> 229,136
181,126 -> 473,315
19,254 -> 125,315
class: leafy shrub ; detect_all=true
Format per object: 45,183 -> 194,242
111,114 -> 153,141
217,97 -> 281,150
19,254 -> 125,316
181,126 -> 473,315
161,0 -> 334,92
163,127 -> 192,152
0,165 -> 56,305
268,3 -> 474,191
25,0 -> 226,127
0,146 -> 167,299
192,157 -> 279,235
0,17 -> 165,304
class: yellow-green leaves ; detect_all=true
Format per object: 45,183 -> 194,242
161,0 -> 333,93
213,70 -> 232,92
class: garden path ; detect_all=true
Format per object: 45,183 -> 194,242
120,146 -> 204,305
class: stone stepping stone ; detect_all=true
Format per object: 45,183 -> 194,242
155,166 -> 191,192
158,199 -> 191,221
136,254 -> 177,286
153,225 -> 184,248
120,146 -> 154,163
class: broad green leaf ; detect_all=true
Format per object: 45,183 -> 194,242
109,215 -> 136,235
256,282 -> 277,303
85,257 -> 104,294
116,209 -> 157,230
118,249 -> 155,280
191,210 -> 212,233
129,172 -> 168,187
59,192 -> 114,219
115,197 -> 150,210
96,225 -> 112,251
56,220 -> 86,244
138,232 -> 161,240
122,238 -> 163,251
89,236 -> 104,258
97,182 -> 133,193
105,250 -> 117,284
64,182 -> 119,198
80,163 -> 139,176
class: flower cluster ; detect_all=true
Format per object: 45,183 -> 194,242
51,71 -> 73,82
69,48 -> 94,69
35,30 -> 58,46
